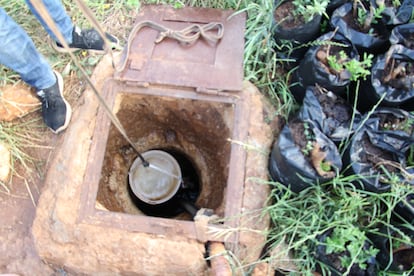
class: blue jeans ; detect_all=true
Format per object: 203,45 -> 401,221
0,0 -> 73,90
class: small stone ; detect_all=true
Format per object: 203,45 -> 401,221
0,142 -> 11,183
0,83 -> 40,122
251,262 -> 272,276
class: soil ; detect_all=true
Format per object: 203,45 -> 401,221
316,45 -> 352,79
319,231 -> 373,275
289,118 -> 314,155
289,118 -> 334,177
273,1 -> 305,29
342,4 -> 384,37
377,112 -> 414,135
393,246 -> 414,270
361,133 -> 398,174
401,33 -> 414,49
383,59 -> 414,92
324,250 -> 367,275
97,93 -> 232,218
313,87 -> 351,125
0,118 -> 63,275
325,250 -> 347,273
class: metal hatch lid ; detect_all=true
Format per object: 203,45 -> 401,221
115,5 -> 246,92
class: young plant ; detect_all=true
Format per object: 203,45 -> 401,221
320,160 -> 332,172
327,51 -> 373,81
302,122 -> 315,156
384,113 -> 414,134
392,0 -> 401,6
354,0 -> 386,32
292,0 -> 329,22
324,226 -> 379,271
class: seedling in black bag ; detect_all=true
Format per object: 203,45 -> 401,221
326,50 -> 373,81
354,0 -> 385,33
322,226 -> 379,272
293,0 -> 329,22
302,122 -> 315,156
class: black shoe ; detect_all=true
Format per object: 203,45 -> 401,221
52,26 -> 120,54
36,72 -> 72,134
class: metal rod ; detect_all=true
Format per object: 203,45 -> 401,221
147,163 -> 182,182
179,200 -> 199,218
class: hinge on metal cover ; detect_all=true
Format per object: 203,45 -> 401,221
196,87 -> 240,99
196,87 -> 225,96
124,81 -> 150,88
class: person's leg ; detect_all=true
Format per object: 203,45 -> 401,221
0,8 -> 71,133
25,0 -> 73,43
26,0 -> 120,53
0,8 -> 55,90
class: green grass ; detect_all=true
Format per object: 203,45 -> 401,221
263,175 -> 414,275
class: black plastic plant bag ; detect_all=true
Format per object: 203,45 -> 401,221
315,229 -> 377,276
269,118 -> 342,193
330,2 -> 390,54
326,0 -> 347,14
369,226 -> 414,272
343,109 -> 414,193
393,191 -> 414,224
290,31 -> 359,102
381,0 -> 414,26
272,0 -> 322,62
298,86 -> 362,143
390,23 -> 414,50
365,107 -> 414,157
360,44 -> 414,111
342,128 -> 393,193
365,108 -> 414,223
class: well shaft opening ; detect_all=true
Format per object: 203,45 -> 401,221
96,92 -> 234,219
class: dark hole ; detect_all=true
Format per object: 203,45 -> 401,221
128,149 -> 200,218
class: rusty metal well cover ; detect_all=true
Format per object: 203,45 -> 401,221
115,5 -> 246,92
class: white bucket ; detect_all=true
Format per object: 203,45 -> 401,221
128,150 -> 182,205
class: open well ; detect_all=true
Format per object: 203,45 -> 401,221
77,6 -> 248,241
97,90 -> 234,219
80,80 -> 248,241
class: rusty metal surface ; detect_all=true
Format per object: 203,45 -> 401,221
115,5 -> 246,92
